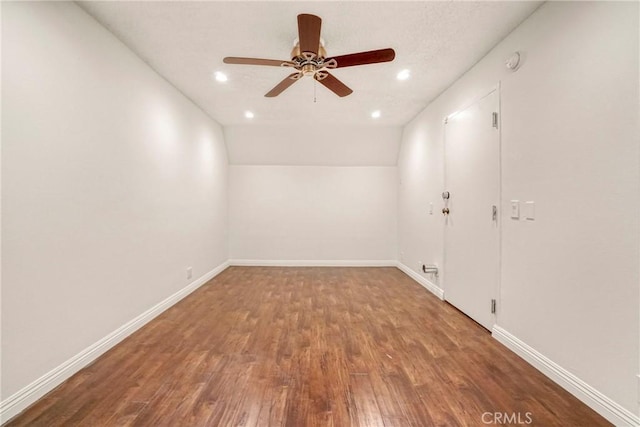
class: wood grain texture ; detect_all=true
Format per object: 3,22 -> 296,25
5,267 -> 610,426
316,73 -> 353,98
264,73 -> 301,98
328,48 -> 396,68
297,14 -> 322,56
223,57 -> 290,67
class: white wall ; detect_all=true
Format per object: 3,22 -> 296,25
398,108 -> 445,286
2,1 -> 228,402
227,123 -> 400,264
398,1 -> 639,422
225,125 -> 402,166
229,166 -> 397,263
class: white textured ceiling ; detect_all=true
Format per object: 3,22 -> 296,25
79,1 -> 541,127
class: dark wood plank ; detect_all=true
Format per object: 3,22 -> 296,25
5,267 -> 611,426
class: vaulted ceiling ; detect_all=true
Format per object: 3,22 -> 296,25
79,1 -> 542,128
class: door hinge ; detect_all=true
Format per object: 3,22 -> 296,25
491,299 -> 497,314
492,112 -> 499,128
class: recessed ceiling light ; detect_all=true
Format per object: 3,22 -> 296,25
371,110 -> 381,119
244,111 -> 254,119
213,71 -> 228,83
396,69 -> 410,81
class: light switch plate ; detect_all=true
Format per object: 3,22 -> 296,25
524,201 -> 535,220
510,200 -> 520,219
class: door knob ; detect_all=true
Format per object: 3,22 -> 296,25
442,207 -> 450,215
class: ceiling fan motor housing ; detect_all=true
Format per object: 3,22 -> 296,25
301,64 -> 315,76
290,44 -> 334,79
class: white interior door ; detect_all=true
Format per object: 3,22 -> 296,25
443,89 -> 500,330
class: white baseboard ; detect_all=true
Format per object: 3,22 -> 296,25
0,261 -> 230,424
492,326 -> 640,427
228,259 -> 397,267
395,262 -> 444,300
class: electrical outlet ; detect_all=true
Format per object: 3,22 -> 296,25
186,267 -> 193,280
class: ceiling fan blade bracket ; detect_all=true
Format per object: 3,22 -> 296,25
322,58 -> 338,69
315,71 -> 328,81
301,52 -> 316,62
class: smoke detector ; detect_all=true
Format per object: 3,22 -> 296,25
505,52 -> 521,71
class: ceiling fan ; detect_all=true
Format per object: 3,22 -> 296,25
223,14 -> 396,98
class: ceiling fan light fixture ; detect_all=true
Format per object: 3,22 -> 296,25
213,71 -> 228,83
301,64 -> 316,76
396,69 -> 410,80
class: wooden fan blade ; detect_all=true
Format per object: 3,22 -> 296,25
265,73 -> 301,97
327,48 -> 396,68
315,72 -> 353,97
223,57 -> 292,67
298,14 -> 322,55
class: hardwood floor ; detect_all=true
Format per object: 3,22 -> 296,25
6,267 -> 609,426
